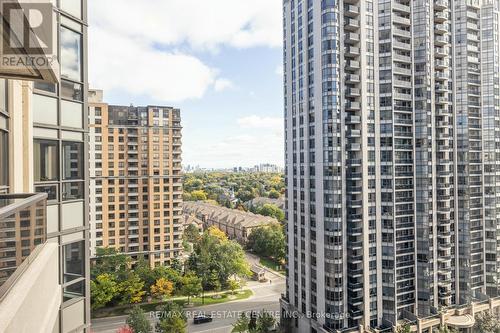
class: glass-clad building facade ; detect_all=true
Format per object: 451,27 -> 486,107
281,0 -> 500,332
0,0 -> 90,332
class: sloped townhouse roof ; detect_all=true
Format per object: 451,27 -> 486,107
183,201 -> 277,230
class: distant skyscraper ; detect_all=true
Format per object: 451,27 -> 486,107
88,91 -> 183,267
281,0 -> 500,332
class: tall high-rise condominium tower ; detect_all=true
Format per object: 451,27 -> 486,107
0,1 -> 89,332
88,91 -> 183,267
281,0 -> 500,332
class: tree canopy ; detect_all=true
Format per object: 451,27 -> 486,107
255,204 -> 285,222
247,224 -> 286,263
183,224 -> 200,243
126,306 -> 151,333
183,172 -> 284,207
155,302 -> 187,333
187,227 -> 251,290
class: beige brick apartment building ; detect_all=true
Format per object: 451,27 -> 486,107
88,90 -> 183,267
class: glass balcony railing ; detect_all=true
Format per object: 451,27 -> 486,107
0,193 -> 47,294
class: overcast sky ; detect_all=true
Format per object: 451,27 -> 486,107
88,0 -> 284,168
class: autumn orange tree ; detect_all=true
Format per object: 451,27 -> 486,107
150,277 -> 174,300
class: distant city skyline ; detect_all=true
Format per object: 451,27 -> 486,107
184,162 -> 284,173
88,0 -> 284,168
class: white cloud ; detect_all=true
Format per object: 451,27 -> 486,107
237,115 -> 282,131
89,27 -> 219,103
214,78 -> 235,92
88,0 -> 282,102
90,0 -> 282,51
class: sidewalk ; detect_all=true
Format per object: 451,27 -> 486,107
246,252 -> 285,279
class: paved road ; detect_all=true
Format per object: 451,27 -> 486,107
91,273 -> 284,333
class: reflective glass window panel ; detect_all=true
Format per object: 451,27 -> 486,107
0,79 -> 6,113
61,80 -> 83,101
0,130 -> 7,187
63,241 -> 85,283
63,280 -> 85,302
34,139 -> 59,182
34,81 -> 57,94
62,141 -> 83,180
35,184 -> 58,201
60,27 -> 82,82
62,181 -> 84,201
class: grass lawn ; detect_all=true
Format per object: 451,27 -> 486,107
259,257 -> 285,275
92,289 -> 253,319
188,289 -> 252,306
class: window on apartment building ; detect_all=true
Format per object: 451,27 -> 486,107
0,80 -> 7,191
60,0 -> 82,19
62,182 -> 84,201
34,139 -> 59,181
61,80 -> 83,101
0,130 -> 7,190
33,94 -> 58,125
34,184 -> 58,201
63,241 -> 85,282
62,141 -> 83,180
34,81 -> 57,94
60,26 -> 82,82
0,79 -> 6,113
63,240 -> 85,302
61,100 -> 83,130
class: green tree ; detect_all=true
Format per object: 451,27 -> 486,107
232,314 -> 250,333
247,224 -> 286,262
257,311 -> 276,333
217,239 -> 252,283
256,204 -> 284,222
170,258 -> 183,274
268,189 -> 280,199
236,189 -> 255,203
395,323 -> 411,333
182,192 -> 193,201
205,270 -> 222,292
184,178 -> 203,191
181,273 -> 202,304
187,229 -> 250,289
228,278 -> 240,295
126,306 -> 151,333
183,172 -> 284,206
475,311 -> 500,333
156,316 -> 187,333
119,274 -> 146,304
92,247 -> 131,280
183,224 -> 200,243
155,302 -> 187,333
90,273 -> 120,310
134,257 -> 156,291
190,190 -> 208,201
154,266 -> 183,293
248,312 -> 258,332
